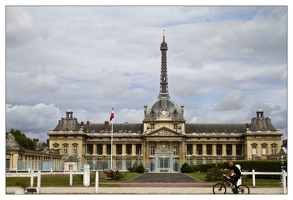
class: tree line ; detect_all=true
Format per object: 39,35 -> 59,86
6,129 -> 36,150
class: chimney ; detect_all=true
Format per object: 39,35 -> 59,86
86,121 -> 90,132
105,121 -> 109,132
251,118 -> 255,123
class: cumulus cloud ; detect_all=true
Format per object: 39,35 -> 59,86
213,90 -> 246,111
6,103 -> 62,141
5,6 -> 288,141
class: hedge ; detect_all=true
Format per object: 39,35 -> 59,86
195,160 -> 287,179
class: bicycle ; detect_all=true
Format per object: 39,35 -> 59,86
212,175 -> 250,194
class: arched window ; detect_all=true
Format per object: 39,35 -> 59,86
72,144 -> 78,154
271,144 -> 277,154
252,144 -> 257,155
262,145 -> 267,155
63,145 -> 68,155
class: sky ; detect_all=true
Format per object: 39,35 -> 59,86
4,3 -> 289,143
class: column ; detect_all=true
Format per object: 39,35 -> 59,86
102,144 -> 107,155
232,144 -> 236,156
212,144 -> 217,156
93,144 -> 97,155
202,144 -> 207,155
141,143 -> 144,156
145,142 -> 149,158
169,141 -> 172,151
132,144 -> 136,156
113,144 -> 117,155
192,144 -> 197,155
84,144 -> 87,155
181,140 -> 186,158
9,153 -> 13,171
222,144 -> 226,156
122,144 -> 126,155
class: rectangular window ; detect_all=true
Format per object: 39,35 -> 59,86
116,144 -> 122,155
136,144 -> 141,155
73,145 -> 77,154
63,146 -> 68,154
262,146 -> 267,155
252,145 -> 257,155
174,124 -> 177,130
150,146 -> 155,155
106,144 -> 111,154
97,144 -> 103,155
197,144 -> 202,155
187,144 -> 192,155
126,144 -> 132,155
173,146 -> 178,155
272,145 -> 277,154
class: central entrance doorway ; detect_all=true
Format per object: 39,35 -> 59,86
153,145 -> 174,172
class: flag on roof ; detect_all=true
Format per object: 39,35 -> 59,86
110,106 -> 114,121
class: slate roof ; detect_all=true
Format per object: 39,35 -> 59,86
64,154 -> 78,162
249,118 -> 277,131
185,123 -> 248,133
88,123 -> 143,133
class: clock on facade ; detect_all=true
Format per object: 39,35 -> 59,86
161,110 -> 168,116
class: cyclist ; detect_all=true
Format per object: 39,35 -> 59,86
223,161 -> 241,194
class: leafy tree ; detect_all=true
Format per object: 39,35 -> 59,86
6,129 -> 36,150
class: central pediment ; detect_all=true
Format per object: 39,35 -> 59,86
144,127 -> 183,137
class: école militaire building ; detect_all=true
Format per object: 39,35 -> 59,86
47,34 -> 283,172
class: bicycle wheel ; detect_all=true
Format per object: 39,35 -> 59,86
213,183 -> 227,194
237,184 -> 250,194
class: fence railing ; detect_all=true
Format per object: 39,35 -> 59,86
241,169 -> 287,194
6,169 -> 288,194
6,169 -> 97,194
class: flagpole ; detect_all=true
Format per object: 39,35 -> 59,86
111,118 -> 113,170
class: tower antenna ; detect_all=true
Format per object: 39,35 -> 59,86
158,30 -> 169,99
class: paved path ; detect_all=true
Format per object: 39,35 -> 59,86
5,186 -> 285,194
127,173 -> 201,183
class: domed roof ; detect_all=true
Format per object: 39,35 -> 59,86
145,98 -> 184,120
67,108 -> 72,112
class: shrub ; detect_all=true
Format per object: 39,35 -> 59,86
107,169 -> 125,181
198,160 -> 288,179
180,162 -> 200,173
205,163 -> 223,181
136,163 -> 145,173
180,162 -> 189,173
128,167 -> 136,172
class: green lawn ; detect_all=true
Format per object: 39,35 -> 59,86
6,172 -> 141,187
6,172 -> 284,188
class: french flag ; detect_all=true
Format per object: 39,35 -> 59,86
110,106 -> 114,121
163,77 -> 167,83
